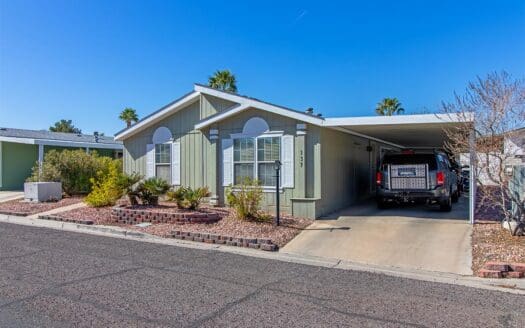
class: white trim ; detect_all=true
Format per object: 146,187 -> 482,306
152,127 -> 173,144
0,136 -> 36,145
38,144 -> 44,174
115,91 -> 200,141
0,136 -> 122,149
146,144 -> 155,178
230,132 -> 286,189
171,141 -> 181,185
194,85 -> 325,128
330,127 -> 404,149
195,104 -> 250,130
221,139 -> 233,186
323,113 -> 473,127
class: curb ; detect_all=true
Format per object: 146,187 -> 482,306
1,213 -> 523,295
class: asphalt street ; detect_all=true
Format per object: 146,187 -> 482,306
0,222 -> 523,327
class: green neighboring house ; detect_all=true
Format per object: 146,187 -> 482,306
0,128 -> 123,191
115,84 -> 464,218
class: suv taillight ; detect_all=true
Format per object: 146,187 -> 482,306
436,171 -> 445,186
376,172 -> 382,185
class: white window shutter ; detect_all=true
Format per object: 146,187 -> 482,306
171,141 -> 181,185
281,135 -> 294,188
222,139 -> 233,186
146,144 -> 155,178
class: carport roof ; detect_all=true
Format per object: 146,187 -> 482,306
325,113 -> 473,148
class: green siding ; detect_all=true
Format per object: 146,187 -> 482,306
0,142 -> 38,190
122,94 -> 397,219
200,94 -> 236,119
123,101 -> 213,189
122,99 -> 321,217
215,108 -> 313,215
317,128 -> 391,217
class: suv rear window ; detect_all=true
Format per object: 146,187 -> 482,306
382,154 -> 438,170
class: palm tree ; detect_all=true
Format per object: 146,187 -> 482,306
119,108 -> 139,128
208,70 -> 237,93
375,98 -> 405,116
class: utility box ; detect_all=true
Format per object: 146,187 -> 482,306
24,182 -> 62,202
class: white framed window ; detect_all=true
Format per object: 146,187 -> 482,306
233,136 -> 281,187
155,143 -> 171,183
222,117 -> 294,190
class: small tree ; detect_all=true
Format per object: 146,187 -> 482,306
208,70 -> 237,93
441,71 -> 525,235
50,119 -> 82,133
119,108 -> 139,128
375,98 -> 404,116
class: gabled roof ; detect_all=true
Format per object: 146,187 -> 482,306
193,84 -> 325,129
0,127 -> 122,149
114,91 -> 200,140
114,84 -> 324,140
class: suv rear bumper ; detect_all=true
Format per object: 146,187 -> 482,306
377,188 -> 448,203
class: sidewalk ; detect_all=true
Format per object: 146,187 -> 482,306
0,191 -> 24,203
1,213 -> 524,295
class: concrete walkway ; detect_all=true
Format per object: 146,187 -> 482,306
282,196 -> 472,275
0,191 -> 24,203
26,202 -> 87,219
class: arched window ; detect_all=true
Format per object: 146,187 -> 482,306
148,127 -> 173,183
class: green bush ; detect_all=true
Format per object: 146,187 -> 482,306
226,178 -> 263,220
137,177 -> 170,205
167,186 -> 210,210
85,160 -> 124,207
117,172 -> 143,205
27,149 -> 117,195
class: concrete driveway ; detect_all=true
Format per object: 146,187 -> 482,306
282,196 -> 472,275
0,191 -> 24,203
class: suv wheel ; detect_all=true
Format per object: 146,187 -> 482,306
440,195 -> 452,212
451,189 -> 459,203
377,199 -> 388,209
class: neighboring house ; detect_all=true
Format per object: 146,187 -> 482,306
0,128 -> 123,190
115,84 -> 465,218
460,127 -> 525,186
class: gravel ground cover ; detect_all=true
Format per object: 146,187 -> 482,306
472,222 -> 525,274
0,196 -> 84,216
134,211 -> 312,247
56,202 -> 312,248
55,206 -> 114,225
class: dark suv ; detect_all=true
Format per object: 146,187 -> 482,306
376,151 -> 459,211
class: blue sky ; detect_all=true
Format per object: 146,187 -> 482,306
1,0 -> 524,135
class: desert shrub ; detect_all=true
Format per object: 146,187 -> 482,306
27,149 -> 116,195
117,172 -> 143,205
137,177 -> 170,205
167,186 -> 210,210
226,178 -> 263,220
85,160 -> 124,207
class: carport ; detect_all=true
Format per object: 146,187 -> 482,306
283,113 -> 476,275
324,113 -> 476,223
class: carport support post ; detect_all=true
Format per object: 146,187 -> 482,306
38,144 -> 44,176
469,131 -> 476,224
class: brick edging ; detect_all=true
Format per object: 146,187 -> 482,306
0,210 -> 28,217
111,206 -> 222,225
38,214 -> 94,225
478,261 -> 525,278
171,230 -> 278,251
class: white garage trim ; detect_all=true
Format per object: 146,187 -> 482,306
324,113 -> 473,127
